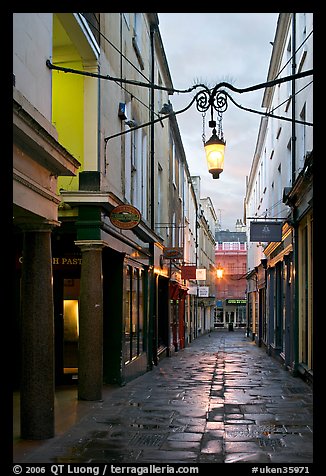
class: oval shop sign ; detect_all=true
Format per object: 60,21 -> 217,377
109,204 -> 141,230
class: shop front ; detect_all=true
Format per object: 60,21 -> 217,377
224,299 -> 247,328
169,281 -> 187,352
264,223 -> 293,363
14,197 -> 171,398
51,228 -> 153,387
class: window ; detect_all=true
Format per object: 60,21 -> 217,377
131,128 -> 138,207
132,13 -> 144,70
172,212 -> 176,247
297,13 -> 307,73
276,126 -> 282,139
157,164 -> 162,232
124,266 -> 144,364
141,133 -> 148,220
125,111 -> 147,217
157,72 -> 163,115
287,138 -> 292,186
286,36 -> 292,106
172,140 -> 176,187
298,104 -> 307,174
179,160 -> 184,201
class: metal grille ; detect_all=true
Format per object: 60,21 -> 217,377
128,433 -> 165,447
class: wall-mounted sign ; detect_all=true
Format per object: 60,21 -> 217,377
17,255 -> 82,268
110,205 -> 141,230
163,247 -> 183,259
226,299 -> 247,305
250,221 -> 282,242
198,286 -> 209,297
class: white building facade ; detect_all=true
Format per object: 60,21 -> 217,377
245,13 -> 313,382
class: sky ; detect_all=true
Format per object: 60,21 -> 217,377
158,13 -> 279,231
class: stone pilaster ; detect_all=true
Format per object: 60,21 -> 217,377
75,240 -> 106,401
20,220 -> 58,439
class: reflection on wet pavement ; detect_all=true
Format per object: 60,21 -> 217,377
13,330 -> 313,464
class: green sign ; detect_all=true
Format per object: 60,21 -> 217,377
226,299 -> 247,305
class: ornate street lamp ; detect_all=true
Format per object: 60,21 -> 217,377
46,60 -> 313,180
195,88 -> 227,179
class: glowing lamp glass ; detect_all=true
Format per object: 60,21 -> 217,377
216,267 -> 224,279
204,133 -> 225,179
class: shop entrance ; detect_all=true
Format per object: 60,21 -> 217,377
54,272 -> 80,384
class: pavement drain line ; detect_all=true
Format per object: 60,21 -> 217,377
128,433 -> 165,447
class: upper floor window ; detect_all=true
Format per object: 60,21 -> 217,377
172,139 -> 176,188
132,13 -> 144,70
157,72 -> 163,115
285,36 -> 292,109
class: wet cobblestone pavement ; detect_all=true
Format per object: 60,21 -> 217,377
13,330 -> 313,464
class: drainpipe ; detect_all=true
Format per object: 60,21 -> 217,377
291,13 -> 296,188
97,63 -> 101,171
148,22 -> 156,368
291,13 -> 299,375
150,25 -> 155,230
195,205 -> 199,340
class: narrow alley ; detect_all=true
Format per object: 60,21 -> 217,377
13,329 -> 313,466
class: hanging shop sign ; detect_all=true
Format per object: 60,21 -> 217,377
188,286 -> 198,295
110,204 -> 141,230
181,265 -> 197,280
249,221 -> 282,243
196,268 -> 207,280
163,247 -> 183,259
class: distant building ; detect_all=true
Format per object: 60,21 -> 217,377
214,225 -> 247,328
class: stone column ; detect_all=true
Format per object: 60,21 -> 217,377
20,221 -> 57,439
75,240 -> 105,401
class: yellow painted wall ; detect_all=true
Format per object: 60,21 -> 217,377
52,62 -> 84,191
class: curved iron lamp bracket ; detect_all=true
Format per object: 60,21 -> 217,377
195,87 -> 228,116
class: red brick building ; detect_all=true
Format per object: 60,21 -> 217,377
215,229 -> 247,328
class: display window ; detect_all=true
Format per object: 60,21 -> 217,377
124,265 -> 144,364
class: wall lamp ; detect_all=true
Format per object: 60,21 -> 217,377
195,87 -> 227,179
216,264 -> 224,279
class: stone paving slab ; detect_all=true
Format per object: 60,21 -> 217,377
13,330 -> 313,465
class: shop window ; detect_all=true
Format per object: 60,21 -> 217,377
124,265 -> 144,363
63,278 -> 80,376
